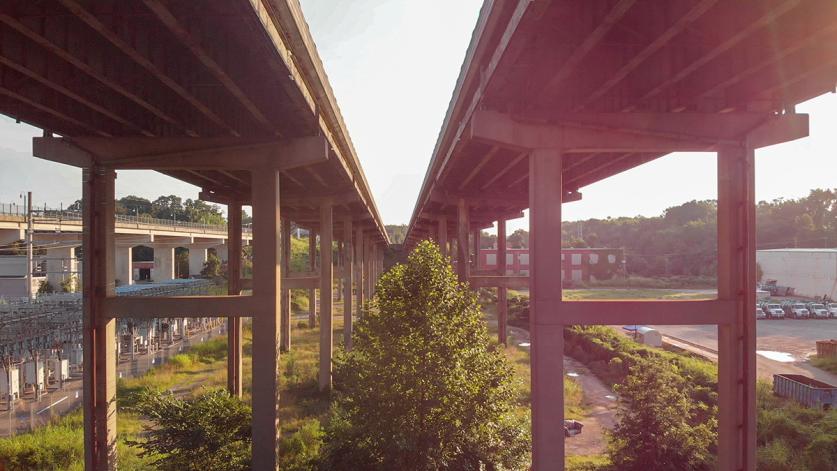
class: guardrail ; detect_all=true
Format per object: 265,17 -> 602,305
0,203 -> 252,235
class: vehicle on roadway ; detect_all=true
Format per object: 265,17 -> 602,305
782,302 -> 810,319
828,303 -> 837,319
760,302 -> 785,319
806,303 -> 831,319
756,307 -> 767,320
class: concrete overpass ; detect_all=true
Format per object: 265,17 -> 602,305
0,0 -> 388,468
405,1 -> 837,470
0,206 -> 253,296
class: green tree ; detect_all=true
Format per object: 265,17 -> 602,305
507,229 -> 529,248
607,360 -> 715,471
37,280 -> 55,294
200,252 -> 223,279
320,241 -> 528,470
128,388 -> 251,471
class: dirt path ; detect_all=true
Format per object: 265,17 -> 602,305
506,325 -> 617,456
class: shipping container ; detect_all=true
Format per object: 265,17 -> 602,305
773,374 -> 835,409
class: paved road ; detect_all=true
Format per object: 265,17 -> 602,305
652,319 -> 837,385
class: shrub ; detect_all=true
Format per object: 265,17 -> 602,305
278,419 -> 324,471
167,354 -> 194,370
128,388 -> 251,471
188,337 -> 227,362
320,241 -> 529,470
37,280 -> 55,294
756,439 -> 794,471
607,360 -> 715,471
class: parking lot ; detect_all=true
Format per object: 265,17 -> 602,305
652,319 -> 837,384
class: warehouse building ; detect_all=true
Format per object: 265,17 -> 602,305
757,249 -> 837,299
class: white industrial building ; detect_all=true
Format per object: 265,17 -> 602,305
757,248 -> 837,299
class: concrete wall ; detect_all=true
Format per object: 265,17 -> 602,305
0,256 -> 27,277
757,249 -> 837,299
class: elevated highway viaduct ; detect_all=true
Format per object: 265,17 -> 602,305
0,0 -> 389,468
404,1 -> 837,469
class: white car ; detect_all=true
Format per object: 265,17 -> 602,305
828,303 -> 837,319
756,307 -> 767,320
807,303 -> 830,319
763,303 -> 785,319
783,303 -> 809,319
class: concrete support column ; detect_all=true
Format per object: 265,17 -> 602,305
214,243 -> 229,263
717,144 -> 757,471
250,169 -> 282,468
47,245 -> 78,288
437,217 -> 448,258
472,229 -> 480,270
343,218 -> 354,350
308,231 -> 317,328
364,237 -> 371,297
319,200 -> 334,391
456,199 -> 470,283
355,227 -> 364,320
82,167 -> 117,469
280,218 -> 291,352
529,148 -> 564,470
336,241 -> 343,302
188,247 -> 207,278
227,201 -> 243,398
153,246 -> 175,281
114,245 -> 132,286
497,219 -> 508,346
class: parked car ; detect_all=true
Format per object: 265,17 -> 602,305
782,302 -> 809,319
761,302 -> 785,319
828,303 -> 837,319
806,303 -> 830,319
564,419 -> 584,437
756,307 -> 767,320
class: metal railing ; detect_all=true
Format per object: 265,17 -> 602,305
0,203 -> 252,235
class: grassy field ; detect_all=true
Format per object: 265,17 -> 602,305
810,355 -> 837,375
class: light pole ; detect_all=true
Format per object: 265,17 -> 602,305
20,191 -> 33,301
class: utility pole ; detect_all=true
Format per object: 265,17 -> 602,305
26,191 -> 33,301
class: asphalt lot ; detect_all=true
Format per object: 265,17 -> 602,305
652,319 -> 837,384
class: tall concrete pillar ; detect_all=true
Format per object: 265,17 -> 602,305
319,199 -> 333,391
308,231 -> 317,328
227,201 -> 243,397
188,247 -> 208,278
497,219 -> 508,346
47,245 -> 79,289
114,246 -> 132,286
82,167 -> 117,469
355,227 -> 364,320
153,246 -> 175,281
717,144 -> 757,471
214,243 -> 229,263
343,218 -> 353,350
250,168 -> 282,469
529,148 -> 564,469
457,199 -> 470,283
280,218 -> 291,352
437,217 -> 447,257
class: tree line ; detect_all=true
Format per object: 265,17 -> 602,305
388,188 -> 835,277
66,195 -> 252,226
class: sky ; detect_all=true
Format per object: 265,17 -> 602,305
0,0 -> 835,231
